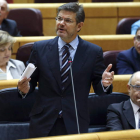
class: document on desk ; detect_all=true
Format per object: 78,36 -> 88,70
20,63 -> 36,80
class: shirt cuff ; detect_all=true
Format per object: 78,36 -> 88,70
101,81 -> 110,92
18,89 -> 28,99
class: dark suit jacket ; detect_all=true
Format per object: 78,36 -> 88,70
1,19 -> 21,36
107,99 -> 135,131
28,36 -> 112,138
117,47 -> 140,74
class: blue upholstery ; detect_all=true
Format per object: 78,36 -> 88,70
88,92 -> 130,132
0,88 -> 130,139
0,87 -> 37,140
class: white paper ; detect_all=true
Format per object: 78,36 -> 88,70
20,63 -> 36,80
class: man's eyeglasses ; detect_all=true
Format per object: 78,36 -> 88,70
55,17 -> 75,24
135,36 -> 140,41
130,84 -> 140,91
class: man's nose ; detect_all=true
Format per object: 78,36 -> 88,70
60,19 -> 65,24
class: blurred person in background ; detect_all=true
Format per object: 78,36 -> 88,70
117,27 -> 140,74
0,30 -> 25,79
0,0 -> 21,36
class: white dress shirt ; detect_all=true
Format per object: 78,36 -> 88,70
130,99 -> 140,129
0,61 -> 16,80
58,36 -> 79,70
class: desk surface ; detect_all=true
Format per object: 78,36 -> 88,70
0,75 -> 131,94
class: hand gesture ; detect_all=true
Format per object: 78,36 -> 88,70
18,77 -> 31,94
102,64 -> 114,87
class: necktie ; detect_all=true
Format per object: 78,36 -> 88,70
61,44 -> 71,88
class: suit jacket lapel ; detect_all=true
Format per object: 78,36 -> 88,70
46,37 -> 62,92
64,37 -> 88,89
123,100 -> 135,128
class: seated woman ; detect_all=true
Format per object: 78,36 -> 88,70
0,30 -> 25,79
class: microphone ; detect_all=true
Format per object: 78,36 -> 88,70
68,57 -> 80,134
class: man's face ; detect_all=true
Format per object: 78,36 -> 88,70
55,10 -> 83,43
128,73 -> 140,107
0,0 -> 8,24
134,30 -> 140,54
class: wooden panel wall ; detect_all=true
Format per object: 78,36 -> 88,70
9,3 -> 140,36
13,0 -> 91,3
0,75 -> 131,94
11,35 -> 134,59
8,3 -> 118,36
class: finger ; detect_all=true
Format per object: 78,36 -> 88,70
105,64 -> 112,72
111,71 -> 114,76
18,77 -> 27,85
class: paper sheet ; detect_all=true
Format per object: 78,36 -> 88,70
20,63 -> 36,80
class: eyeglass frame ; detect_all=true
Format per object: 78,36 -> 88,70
134,35 -> 140,41
130,84 -> 140,91
55,16 -> 76,24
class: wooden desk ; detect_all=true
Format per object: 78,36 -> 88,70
20,130 -> 140,140
8,2 -> 140,36
9,3 -> 118,36
0,75 -> 131,95
12,35 -> 134,59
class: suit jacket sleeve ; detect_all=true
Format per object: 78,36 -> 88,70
117,52 -> 134,74
106,104 -> 123,131
27,42 -> 39,93
92,47 -> 112,95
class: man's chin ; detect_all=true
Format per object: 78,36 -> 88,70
57,32 -> 66,38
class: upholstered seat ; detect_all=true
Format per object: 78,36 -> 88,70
7,8 -> 43,36
116,18 -> 140,34
88,92 -> 130,132
103,50 -> 122,74
0,87 -> 37,140
16,42 -> 34,66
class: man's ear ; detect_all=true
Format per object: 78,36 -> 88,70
77,22 -> 84,32
127,84 -> 131,93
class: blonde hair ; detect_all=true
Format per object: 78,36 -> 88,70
0,30 -> 16,48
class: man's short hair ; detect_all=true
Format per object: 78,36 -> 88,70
57,2 -> 85,24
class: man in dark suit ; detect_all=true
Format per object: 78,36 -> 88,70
18,2 -> 114,138
117,27 -> 140,74
0,0 -> 21,36
107,71 -> 140,130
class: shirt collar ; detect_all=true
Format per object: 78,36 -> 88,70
58,36 -> 79,51
130,99 -> 140,114
7,61 -> 16,70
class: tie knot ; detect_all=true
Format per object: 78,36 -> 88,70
64,43 -> 71,49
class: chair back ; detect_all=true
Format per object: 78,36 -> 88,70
88,92 -> 130,132
116,18 -> 140,34
16,42 -> 34,66
103,50 -> 122,74
0,87 -> 37,122
7,8 -> 43,36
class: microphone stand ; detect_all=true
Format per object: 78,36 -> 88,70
68,57 -> 80,134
